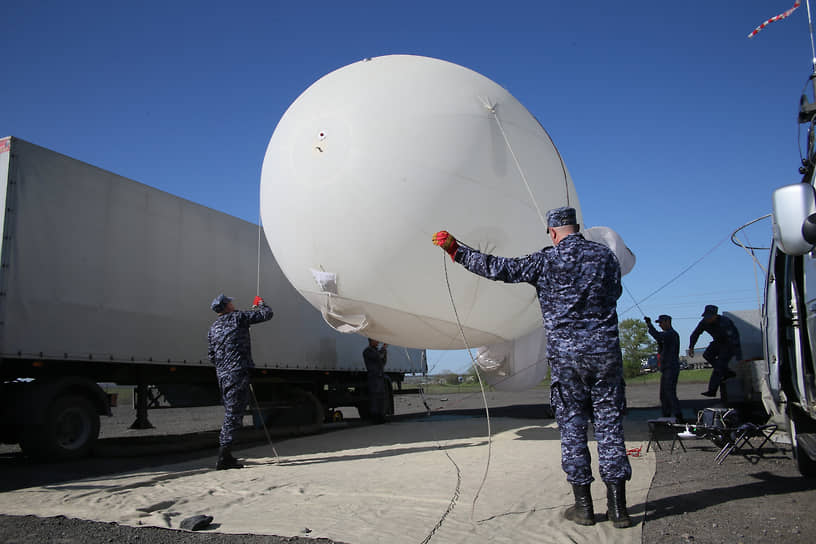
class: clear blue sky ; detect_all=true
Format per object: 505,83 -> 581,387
2,1 -> 811,373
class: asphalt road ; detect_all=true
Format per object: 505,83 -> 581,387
2,382 -> 816,543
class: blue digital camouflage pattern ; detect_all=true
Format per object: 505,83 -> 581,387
454,232 -> 631,484
217,370 -> 251,446
208,304 -> 274,445
455,233 -> 622,360
647,321 -> 682,418
546,206 -> 577,228
690,314 -> 741,395
550,352 -> 631,485
208,305 -> 274,377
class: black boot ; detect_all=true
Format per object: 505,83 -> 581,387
216,445 -> 243,470
605,481 -> 632,528
563,484 -> 595,526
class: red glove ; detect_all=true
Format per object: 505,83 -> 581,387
432,231 -> 459,260
253,296 -> 264,308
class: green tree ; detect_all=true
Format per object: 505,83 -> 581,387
619,318 -> 657,379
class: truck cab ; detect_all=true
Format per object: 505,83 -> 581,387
764,134 -> 816,476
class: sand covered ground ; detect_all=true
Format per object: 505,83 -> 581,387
0,411 -> 652,543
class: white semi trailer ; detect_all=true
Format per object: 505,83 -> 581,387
0,136 -> 426,460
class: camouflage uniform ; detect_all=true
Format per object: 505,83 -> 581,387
455,233 -> 631,485
208,304 -> 274,446
690,312 -> 741,395
363,344 -> 388,420
647,320 -> 682,419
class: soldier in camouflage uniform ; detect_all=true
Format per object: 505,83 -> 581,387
432,207 -> 632,528
689,304 -> 741,398
646,314 -> 683,421
208,294 -> 274,470
363,338 -> 389,423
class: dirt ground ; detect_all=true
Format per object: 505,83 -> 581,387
2,382 -> 816,543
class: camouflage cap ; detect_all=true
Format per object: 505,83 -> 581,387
211,294 -> 232,313
702,304 -> 718,317
656,314 -> 672,322
546,206 -> 577,228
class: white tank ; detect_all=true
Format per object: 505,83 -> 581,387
260,55 -> 580,349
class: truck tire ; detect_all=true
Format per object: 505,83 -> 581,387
796,442 -> 816,477
20,395 -> 100,461
790,410 -> 816,477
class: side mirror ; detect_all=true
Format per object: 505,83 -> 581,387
772,183 -> 816,256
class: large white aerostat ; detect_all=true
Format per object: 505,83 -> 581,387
260,55 -> 634,385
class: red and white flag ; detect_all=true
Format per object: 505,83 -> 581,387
748,1 -> 801,38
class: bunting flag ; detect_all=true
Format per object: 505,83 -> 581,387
748,1 -> 801,38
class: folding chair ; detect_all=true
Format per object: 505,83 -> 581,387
713,423 -> 778,465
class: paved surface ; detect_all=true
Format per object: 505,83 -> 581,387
2,381 -> 816,543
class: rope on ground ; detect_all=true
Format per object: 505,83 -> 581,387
249,383 -> 280,464
419,254 -> 494,544
419,445 -> 463,544
442,255 -> 494,522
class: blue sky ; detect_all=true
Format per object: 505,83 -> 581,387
2,1 -> 811,372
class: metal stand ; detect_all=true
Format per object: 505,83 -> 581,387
646,418 -> 687,453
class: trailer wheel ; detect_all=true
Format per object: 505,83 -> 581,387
20,395 -> 100,461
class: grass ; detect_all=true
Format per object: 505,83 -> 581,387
626,368 -> 712,385
414,368 -> 713,394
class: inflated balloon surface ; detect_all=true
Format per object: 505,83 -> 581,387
260,55 -> 581,349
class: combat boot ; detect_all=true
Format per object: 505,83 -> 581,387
604,481 -> 632,528
216,445 -> 244,470
563,484 -> 595,526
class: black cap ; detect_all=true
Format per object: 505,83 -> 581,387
656,314 -> 671,322
702,304 -> 718,317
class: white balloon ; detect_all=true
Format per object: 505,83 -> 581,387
474,326 -> 549,392
260,55 -> 580,349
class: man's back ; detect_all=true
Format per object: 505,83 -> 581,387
208,306 -> 274,375
536,234 -> 622,357
456,233 -> 622,357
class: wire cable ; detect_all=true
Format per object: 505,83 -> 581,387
622,282 -> 647,318
256,209 -> 262,296
483,100 -> 548,234
619,233 -> 731,315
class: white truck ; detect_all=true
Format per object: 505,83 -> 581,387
761,81 -> 816,476
0,136 -> 426,460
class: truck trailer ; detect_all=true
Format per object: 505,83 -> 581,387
0,136 -> 426,460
